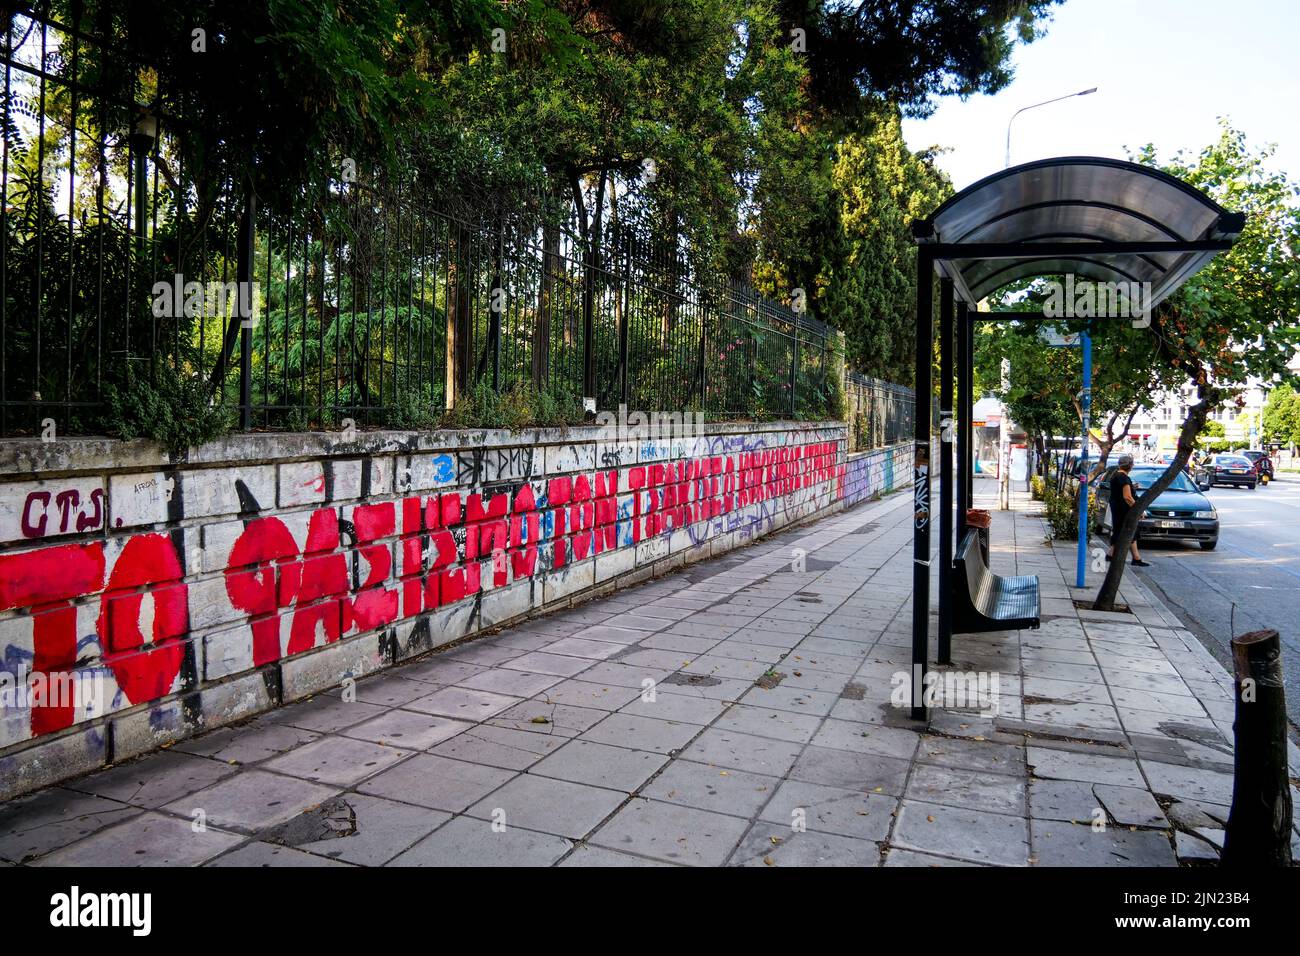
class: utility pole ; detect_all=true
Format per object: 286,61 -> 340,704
999,358 -> 1010,510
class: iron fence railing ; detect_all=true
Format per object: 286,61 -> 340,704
846,371 -> 915,452
0,5 -> 862,438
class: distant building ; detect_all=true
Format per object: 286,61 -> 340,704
1119,351 -> 1300,454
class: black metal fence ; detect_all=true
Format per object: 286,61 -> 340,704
0,6 -> 857,438
845,371 -> 914,452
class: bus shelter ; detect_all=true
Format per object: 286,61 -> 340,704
906,157 -> 1244,719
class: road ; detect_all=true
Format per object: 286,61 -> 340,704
1131,476 -> 1300,731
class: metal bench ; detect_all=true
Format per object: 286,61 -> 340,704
952,529 -> 1040,633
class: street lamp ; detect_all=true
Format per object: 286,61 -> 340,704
1004,87 -> 1097,168
130,107 -> 158,259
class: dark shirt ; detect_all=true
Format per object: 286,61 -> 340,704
1110,471 -> 1133,528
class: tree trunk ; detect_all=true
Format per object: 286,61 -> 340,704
534,216 -> 559,390
1093,397 -> 1213,609
1222,629 -> 1293,867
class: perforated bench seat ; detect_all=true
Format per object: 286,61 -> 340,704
952,529 -> 1040,633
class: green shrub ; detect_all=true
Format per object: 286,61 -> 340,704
1042,487 -> 1078,540
387,383 -> 445,430
440,380 -> 584,430
101,363 -> 235,456
1042,485 -> 1104,541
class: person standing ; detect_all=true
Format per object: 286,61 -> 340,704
1107,454 -> 1150,566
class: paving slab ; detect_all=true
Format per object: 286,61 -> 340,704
263,736 -> 411,787
731,823 -> 879,866
892,799 -> 1030,867
1030,819 -> 1177,867
1175,830 -> 1220,863
1141,760 -> 1235,806
810,720 -> 920,760
387,815 -> 572,866
1027,747 -> 1145,787
712,704 -> 822,744
906,764 -> 1026,815
206,841 -> 353,867
539,679 -> 643,711
172,721 -> 322,765
465,775 -> 627,839
499,651 -> 596,678
541,637 -> 628,660
457,668 -> 565,698
341,674 -> 434,707
639,759 -> 777,818
489,699 -> 608,738
530,740 -> 669,792
558,845 -> 676,867
589,798 -> 750,866
677,728 -> 804,777
1093,783 -> 1167,827
341,710 -> 471,751
883,847 -> 983,867
264,695 -> 388,733
619,690 -> 731,725
578,713 -> 703,755
0,790 -> 141,863
758,779 -> 896,841
405,687 -> 522,721
261,792 -> 449,866
1029,779 -> 1102,823
790,746 -> 911,796
163,769 -> 339,833
34,811 -> 245,867
916,735 -> 1025,775
65,751 -> 237,808
429,724 -> 566,770
355,754 -> 515,812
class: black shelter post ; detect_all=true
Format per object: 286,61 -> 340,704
956,302 -> 970,543
911,247 -> 934,720
938,279 -> 955,665
963,306 -> 975,512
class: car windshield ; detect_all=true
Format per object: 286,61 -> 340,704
1129,469 -> 1197,493
1215,456 -> 1250,467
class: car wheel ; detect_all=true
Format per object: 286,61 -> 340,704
1201,539 -> 1218,551
1248,481 -> 1257,490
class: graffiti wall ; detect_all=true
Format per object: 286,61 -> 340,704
0,423 -> 909,799
842,442 -> 912,507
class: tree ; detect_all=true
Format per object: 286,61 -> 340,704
1094,123 -> 1300,610
1262,384 -> 1300,449
974,281 -> 1183,476
744,1 -> 1058,381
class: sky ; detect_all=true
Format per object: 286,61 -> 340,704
900,0 -> 1300,190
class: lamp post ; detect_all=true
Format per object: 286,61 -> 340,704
1004,88 -> 1097,168
130,107 -> 158,259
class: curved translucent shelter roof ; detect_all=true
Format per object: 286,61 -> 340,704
913,157 -> 1245,308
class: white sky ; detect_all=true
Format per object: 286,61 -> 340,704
901,0 -> 1300,190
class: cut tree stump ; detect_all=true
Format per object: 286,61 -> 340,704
1221,629 -> 1293,867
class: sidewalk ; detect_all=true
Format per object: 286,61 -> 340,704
1,478 -> 1296,867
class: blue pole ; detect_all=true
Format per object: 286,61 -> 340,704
1075,325 -> 1092,587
